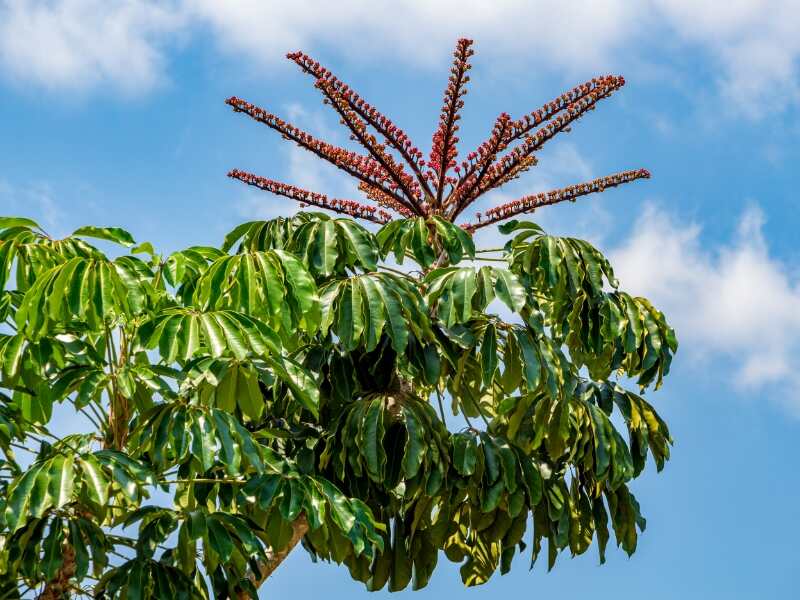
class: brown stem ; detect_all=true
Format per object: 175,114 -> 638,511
103,323 -> 128,449
38,544 -> 76,600
236,514 -> 309,599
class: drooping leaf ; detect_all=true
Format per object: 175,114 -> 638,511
72,226 -> 136,247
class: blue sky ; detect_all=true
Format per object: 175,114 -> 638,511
2,1 -> 800,597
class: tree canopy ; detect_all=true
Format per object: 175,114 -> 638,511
0,38 -> 676,598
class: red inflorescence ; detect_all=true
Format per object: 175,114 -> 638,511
509,75 -> 625,138
287,51 -> 429,191
312,78 -> 423,207
428,38 -> 474,203
358,182 -> 417,219
463,169 -> 651,230
226,40 -> 648,228
225,96 -> 402,196
466,79 -> 625,203
228,169 -> 392,224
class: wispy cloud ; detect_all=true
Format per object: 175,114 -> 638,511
609,203 -> 800,412
0,0 -> 184,96
188,0 -> 639,72
3,1 -> 799,116
0,179 -> 67,234
654,0 -> 800,116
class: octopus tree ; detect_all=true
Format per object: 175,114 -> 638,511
0,39 -> 675,598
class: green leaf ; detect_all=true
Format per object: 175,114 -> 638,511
514,330 -> 542,391
264,355 -> 320,418
493,269 -> 526,313
286,214 -> 379,277
0,216 -> 42,230
17,257 -> 131,338
48,453 -> 75,509
323,273 -> 430,353
207,517 -> 235,562
41,518 -> 65,580
452,432 -> 478,476
79,455 -> 109,508
425,266 -> 521,326
480,323 -> 498,387
72,225 -> 136,247
143,308 -> 281,363
361,398 -> 386,481
402,407 -> 425,479
5,463 -> 46,532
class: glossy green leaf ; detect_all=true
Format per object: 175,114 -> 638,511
72,226 -> 136,247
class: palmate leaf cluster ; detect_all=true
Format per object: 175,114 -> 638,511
0,211 -> 676,597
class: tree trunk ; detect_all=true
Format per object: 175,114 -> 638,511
38,544 -> 76,600
236,514 -> 309,599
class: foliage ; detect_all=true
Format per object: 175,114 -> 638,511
0,38 -> 676,598
0,208 -> 675,596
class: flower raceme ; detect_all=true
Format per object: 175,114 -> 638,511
428,37 -> 474,204
467,169 -> 651,230
227,39 -> 647,230
228,169 -> 393,224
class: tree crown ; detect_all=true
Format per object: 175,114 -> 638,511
0,38 -> 675,598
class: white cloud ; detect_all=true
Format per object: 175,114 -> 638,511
609,203 -> 800,410
0,0 -> 184,95
2,1 -> 799,115
190,0 -> 800,117
188,0 -> 639,72
654,0 -> 800,116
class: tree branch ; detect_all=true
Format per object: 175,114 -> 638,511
236,514 -> 309,599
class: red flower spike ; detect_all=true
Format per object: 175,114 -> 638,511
450,79 -> 626,219
446,111 -> 514,212
463,169 -> 650,230
358,182 -> 416,219
228,169 -> 392,224
287,51 -> 436,204
447,77 -> 625,220
429,38 -> 474,208
229,40 -> 649,230
225,96 -> 409,211
312,78 -> 424,215
509,75 -> 625,140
